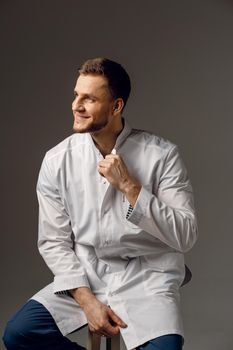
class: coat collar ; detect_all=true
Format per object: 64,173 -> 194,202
86,118 -> 132,153
114,118 -> 132,151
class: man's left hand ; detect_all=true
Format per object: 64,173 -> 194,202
97,154 -> 141,206
98,154 -> 130,191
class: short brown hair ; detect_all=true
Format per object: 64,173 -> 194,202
78,57 -> 131,110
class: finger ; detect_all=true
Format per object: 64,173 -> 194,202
89,324 -> 109,337
97,165 -> 107,176
104,322 -> 120,336
92,321 -> 118,337
105,154 -> 116,159
108,309 -> 127,328
97,163 -> 113,174
98,160 -> 113,168
88,325 -> 95,333
105,154 -> 120,161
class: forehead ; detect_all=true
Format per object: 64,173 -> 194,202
74,74 -> 110,97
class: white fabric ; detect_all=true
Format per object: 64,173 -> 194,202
30,119 -> 198,350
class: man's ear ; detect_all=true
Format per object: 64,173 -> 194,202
113,98 -> 124,114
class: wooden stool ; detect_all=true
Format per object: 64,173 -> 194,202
87,330 -> 120,350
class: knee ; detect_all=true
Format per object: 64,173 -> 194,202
2,319 -> 19,349
2,317 -> 28,350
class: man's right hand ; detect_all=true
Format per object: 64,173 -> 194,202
70,287 -> 127,337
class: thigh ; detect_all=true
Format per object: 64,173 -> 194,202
30,282 -> 87,336
136,334 -> 184,350
3,299 -> 86,350
6,299 -> 63,341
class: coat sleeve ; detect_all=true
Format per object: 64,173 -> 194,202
127,145 -> 198,253
36,154 -> 90,294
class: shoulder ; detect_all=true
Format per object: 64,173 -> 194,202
128,128 -> 177,155
44,133 -> 87,162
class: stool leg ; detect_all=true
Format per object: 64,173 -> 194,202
87,330 -> 120,350
106,337 -> 111,350
109,333 -> 120,350
87,330 -> 101,350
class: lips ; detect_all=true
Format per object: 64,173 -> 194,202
74,114 -> 90,118
74,114 -> 91,123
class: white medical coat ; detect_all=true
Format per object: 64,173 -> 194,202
31,119 -> 198,350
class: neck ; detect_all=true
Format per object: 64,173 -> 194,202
91,117 -> 123,157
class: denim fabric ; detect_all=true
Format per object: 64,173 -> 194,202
136,334 -> 184,350
2,299 -> 84,349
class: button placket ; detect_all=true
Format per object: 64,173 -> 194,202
101,209 -> 112,246
99,179 -> 115,247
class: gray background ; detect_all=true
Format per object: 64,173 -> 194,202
1,0 -> 232,349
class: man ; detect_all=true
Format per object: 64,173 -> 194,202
3,58 -> 198,350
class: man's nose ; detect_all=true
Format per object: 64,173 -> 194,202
72,98 -> 85,111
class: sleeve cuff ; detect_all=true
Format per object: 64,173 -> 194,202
126,186 -> 151,225
126,204 -> 134,219
53,274 -> 90,294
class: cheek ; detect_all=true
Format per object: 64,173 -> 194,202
88,103 -> 110,117
89,106 -> 103,116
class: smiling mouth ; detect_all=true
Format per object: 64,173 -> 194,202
74,115 -> 90,121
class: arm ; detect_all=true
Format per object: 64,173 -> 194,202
124,145 -> 198,253
98,145 -> 198,253
37,155 -> 90,294
37,154 -> 127,335
69,287 -> 127,336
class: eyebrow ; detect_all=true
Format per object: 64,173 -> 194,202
73,91 -> 98,99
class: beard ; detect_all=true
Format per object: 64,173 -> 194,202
73,116 -> 109,134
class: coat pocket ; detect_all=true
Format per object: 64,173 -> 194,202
141,251 -> 184,273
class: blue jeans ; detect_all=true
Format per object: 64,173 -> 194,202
2,299 -> 184,350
